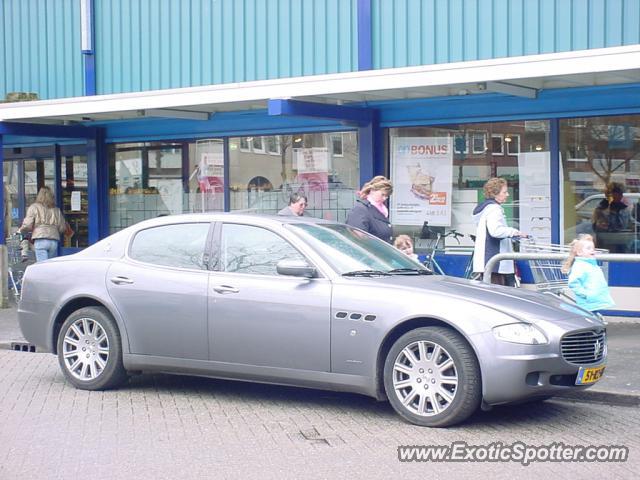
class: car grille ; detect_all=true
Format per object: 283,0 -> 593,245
561,329 -> 606,365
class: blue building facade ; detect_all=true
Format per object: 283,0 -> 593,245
2,0 -> 640,314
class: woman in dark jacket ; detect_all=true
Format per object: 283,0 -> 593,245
346,176 -> 393,243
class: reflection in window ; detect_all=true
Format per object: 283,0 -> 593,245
251,137 -> 265,153
130,223 -> 210,269
505,134 -> 520,155
331,134 -> 343,157
228,132 -> 359,222
220,224 -> 306,275
290,223 -> 422,274
491,134 -> 504,155
266,136 -> 281,155
560,115 -> 640,253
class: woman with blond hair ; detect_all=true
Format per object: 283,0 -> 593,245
346,176 -> 393,243
19,186 -> 67,261
561,234 -> 614,312
393,234 -> 418,260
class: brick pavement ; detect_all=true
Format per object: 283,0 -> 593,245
1,348 -> 639,479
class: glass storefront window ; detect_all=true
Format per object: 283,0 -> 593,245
109,142 -> 187,233
560,115 -> 640,253
61,154 -> 89,247
24,158 -> 56,206
109,140 -> 227,233
228,132 -> 359,222
389,121 -> 551,249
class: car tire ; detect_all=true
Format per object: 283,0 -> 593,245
57,306 -> 128,390
383,327 -> 481,427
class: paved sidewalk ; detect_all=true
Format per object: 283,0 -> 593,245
1,304 -> 638,402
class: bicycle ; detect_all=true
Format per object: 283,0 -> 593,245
418,222 -> 476,278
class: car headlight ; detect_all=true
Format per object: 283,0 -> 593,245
594,312 -> 608,325
492,323 -> 548,345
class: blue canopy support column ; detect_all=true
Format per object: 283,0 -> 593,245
87,128 -> 109,243
267,98 -> 381,191
357,109 -> 384,188
550,118 -> 561,244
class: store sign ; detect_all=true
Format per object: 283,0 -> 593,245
390,137 -> 453,226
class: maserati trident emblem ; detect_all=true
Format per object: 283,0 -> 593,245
594,339 -> 603,358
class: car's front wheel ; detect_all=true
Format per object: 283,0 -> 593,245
57,306 -> 127,390
383,327 -> 481,427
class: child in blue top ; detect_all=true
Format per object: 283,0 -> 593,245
561,234 -> 614,312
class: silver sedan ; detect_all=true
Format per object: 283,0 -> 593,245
17,213 -> 607,427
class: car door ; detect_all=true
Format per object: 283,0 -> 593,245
208,222 -> 331,372
106,222 -> 212,360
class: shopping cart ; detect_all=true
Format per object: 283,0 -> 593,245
519,238 -> 609,297
5,233 -> 35,302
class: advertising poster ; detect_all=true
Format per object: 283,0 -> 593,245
198,151 -> 224,194
294,147 -> 329,191
390,137 -> 454,226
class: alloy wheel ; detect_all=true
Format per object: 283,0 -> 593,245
391,340 -> 459,416
61,317 -> 110,381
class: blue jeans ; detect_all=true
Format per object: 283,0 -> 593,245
34,239 -> 59,262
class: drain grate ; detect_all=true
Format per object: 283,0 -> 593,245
299,427 -> 331,446
11,342 -> 36,353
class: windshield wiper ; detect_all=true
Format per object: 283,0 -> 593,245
342,270 -> 391,277
387,268 -> 432,275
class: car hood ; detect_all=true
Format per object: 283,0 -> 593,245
348,274 -> 602,328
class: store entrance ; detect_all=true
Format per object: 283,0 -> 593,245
3,145 -> 89,252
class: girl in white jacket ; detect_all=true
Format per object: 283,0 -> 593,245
472,177 -> 527,286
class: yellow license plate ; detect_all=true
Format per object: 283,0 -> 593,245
575,366 -> 606,385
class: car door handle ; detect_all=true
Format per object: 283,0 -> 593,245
110,276 -> 134,285
213,285 -> 239,294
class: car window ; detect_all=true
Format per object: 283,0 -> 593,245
220,224 -> 307,275
288,223 -> 425,274
129,223 -> 211,269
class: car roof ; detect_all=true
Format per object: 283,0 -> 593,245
131,212 -> 336,229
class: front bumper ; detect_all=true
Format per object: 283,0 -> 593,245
474,329 -> 607,405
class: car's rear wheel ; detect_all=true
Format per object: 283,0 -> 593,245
57,306 -> 127,390
383,327 -> 481,427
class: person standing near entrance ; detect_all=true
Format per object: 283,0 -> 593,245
346,176 -> 393,243
472,177 -> 527,286
18,186 -> 67,262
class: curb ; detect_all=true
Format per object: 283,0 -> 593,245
555,389 -> 640,407
0,339 -> 30,352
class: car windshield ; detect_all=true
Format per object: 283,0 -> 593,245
288,223 -> 428,275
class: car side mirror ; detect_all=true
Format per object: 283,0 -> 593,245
276,259 -> 317,278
